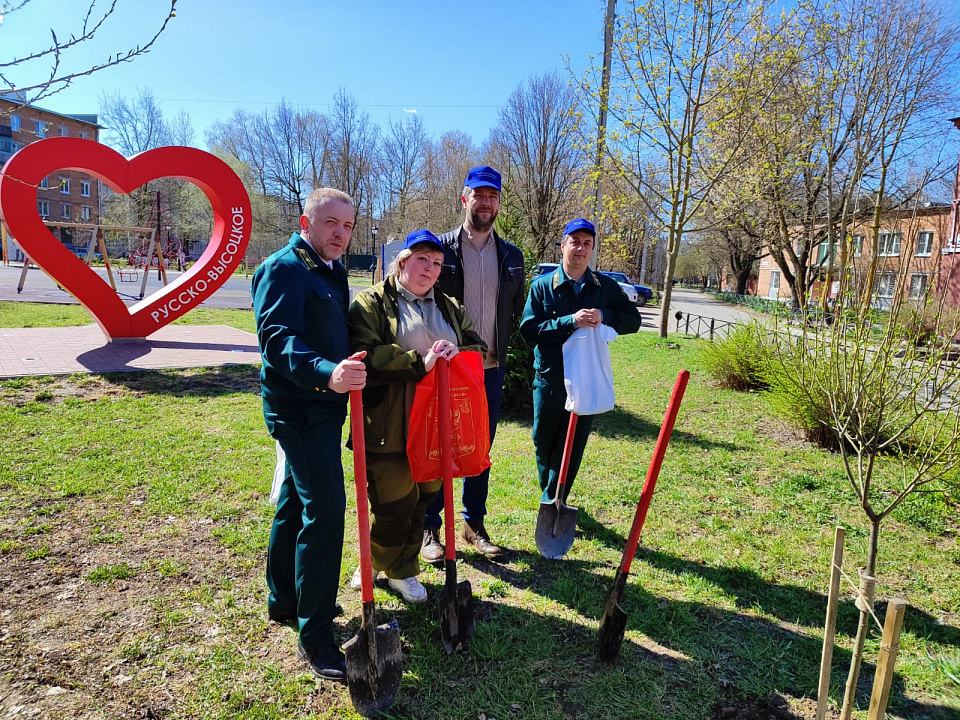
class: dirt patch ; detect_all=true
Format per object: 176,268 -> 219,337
713,695 -> 837,720
0,495 -> 329,719
0,367 -> 259,407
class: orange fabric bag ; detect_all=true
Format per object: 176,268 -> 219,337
407,350 -> 491,483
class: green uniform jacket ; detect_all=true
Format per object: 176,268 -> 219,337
520,266 -> 642,386
252,233 -> 351,414
348,275 -> 486,460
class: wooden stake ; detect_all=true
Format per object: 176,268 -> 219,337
817,527 -> 845,720
866,598 -> 907,720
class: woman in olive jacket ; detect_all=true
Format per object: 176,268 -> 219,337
347,230 -> 485,603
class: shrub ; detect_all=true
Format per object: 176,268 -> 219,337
701,322 -> 770,391
501,245 -> 537,419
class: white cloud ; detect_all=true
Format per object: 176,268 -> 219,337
403,107 -> 417,114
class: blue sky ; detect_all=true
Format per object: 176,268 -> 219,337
4,0 -> 608,146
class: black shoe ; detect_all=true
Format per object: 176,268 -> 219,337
297,640 -> 347,682
269,603 -> 344,629
461,520 -> 503,558
420,525 -> 445,563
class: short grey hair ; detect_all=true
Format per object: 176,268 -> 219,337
303,188 -> 353,220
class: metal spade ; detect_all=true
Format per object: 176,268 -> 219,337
598,370 -> 689,662
343,390 -> 403,716
436,358 -> 475,653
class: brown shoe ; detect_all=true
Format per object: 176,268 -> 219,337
420,526 -> 445,563
461,520 -> 503,558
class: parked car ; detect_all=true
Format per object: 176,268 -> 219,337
598,271 -> 653,307
534,263 -> 639,304
61,243 -> 100,261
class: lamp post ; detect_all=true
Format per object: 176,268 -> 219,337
370,225 -> 378,281
371,224 -> 378,254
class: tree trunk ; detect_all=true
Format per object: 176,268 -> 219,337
840,519 -> 880,720
735,266 -> 752,295
658,225 -> 681,338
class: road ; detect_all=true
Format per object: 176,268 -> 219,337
0,264 -> 757,337
637,287 -> 760,336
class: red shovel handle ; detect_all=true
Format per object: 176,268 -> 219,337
349,389 -> 375,604
555,412 -> 578,505
437,359 -> 457,561
619,369 -> 689,574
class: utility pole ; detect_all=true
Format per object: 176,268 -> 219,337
592,0 -> 617,268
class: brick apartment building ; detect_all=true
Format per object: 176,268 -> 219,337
755,202 -> 960,310
0,94 -> 102,261
940,117 -> 960,311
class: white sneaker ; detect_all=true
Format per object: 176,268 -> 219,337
350,566 -> 380,590
387,576 -> 428,604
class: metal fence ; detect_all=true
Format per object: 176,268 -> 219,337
674,311 -> 738,340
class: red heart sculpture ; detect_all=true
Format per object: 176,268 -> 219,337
0,138 -> 251,341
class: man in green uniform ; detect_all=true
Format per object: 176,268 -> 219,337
520,218 -> 642,503
252,188 -> 367,682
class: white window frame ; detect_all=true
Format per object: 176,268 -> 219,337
60,177 -> 70,194
38,200 -> 49,218
80,205 -> 91,221
39,176 -> 49,189
916,231 -> 933,257
852,234 -> 864,258
909,273 -> 929,301
59,125 -> 69,137
80,180 -> 91,197
878,231 -> 902,257
12,141 -> 23,153
78,131 -> 89,140
876,272 -> 897,299
34,120 -> 48,138
61,203 -> 71,219
11,115 -> 22,132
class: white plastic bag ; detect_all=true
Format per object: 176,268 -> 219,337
270,440 -> 286,505
562,324 -> 618,415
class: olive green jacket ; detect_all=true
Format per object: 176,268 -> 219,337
348,275 -> 486,459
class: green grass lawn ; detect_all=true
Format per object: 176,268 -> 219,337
0,302 -> 957,719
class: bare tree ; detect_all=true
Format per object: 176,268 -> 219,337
98,89 -> 209,254
417,130 -> 477,232
378,113 -> 427,237
0,1 -> 177,106
491,71 -> 586,262
207,102 -> 328,236
328,88 -> 378,230
100,89 -> 172,155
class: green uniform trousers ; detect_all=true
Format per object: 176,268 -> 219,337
532,379 -> 594,504
265,407 -> 346,651
367,457 -> 442,579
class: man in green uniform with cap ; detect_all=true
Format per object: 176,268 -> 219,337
520,218 -> 642,504
252,187 -> 367,682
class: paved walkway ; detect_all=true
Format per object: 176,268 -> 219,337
0,324 -> 260,379
636,287 -> 761,335
0,261 -> 756,378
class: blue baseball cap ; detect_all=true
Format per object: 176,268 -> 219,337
564,218 -> 596,237
464,165 -> 502,191
402,229 -> 444,252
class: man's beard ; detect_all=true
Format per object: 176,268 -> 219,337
468,207 -> 498,233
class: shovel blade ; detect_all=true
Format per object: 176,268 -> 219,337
535,501 -> 578,559
598,570 -> 631,663
598,599 -> 628,663
439,580 -> 475,654
343,621 -> 403,718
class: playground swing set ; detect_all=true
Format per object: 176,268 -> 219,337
1,220 -> 172,300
